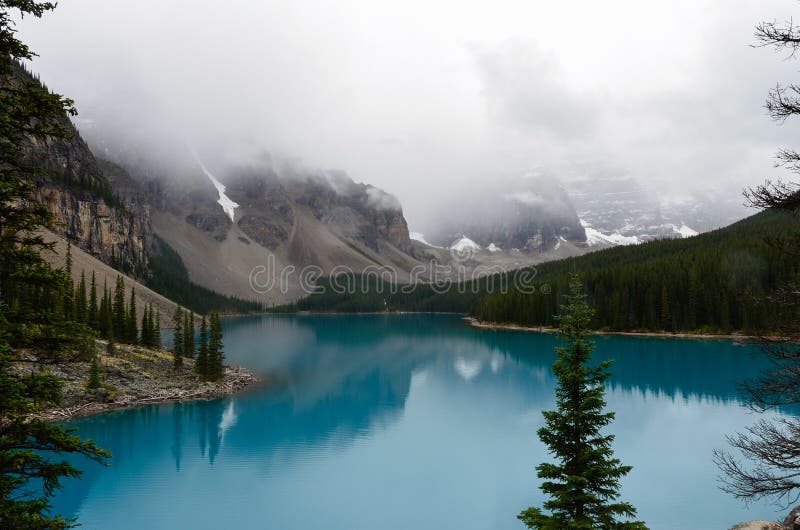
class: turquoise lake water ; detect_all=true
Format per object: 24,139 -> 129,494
50,314 -> 793,529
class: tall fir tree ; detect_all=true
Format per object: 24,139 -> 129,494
112,276 -> 126,341
126,287 -> 138,344
196,315 -> 209,379
87,353 -> 101,390
143,304 -> 156,347
190,311 -> 196,357
172,307 -> 184,368
140,305 -> 150,347
208,313 -> 224,381
97,284 -> 108,337
74,270 -> 87,323
62,242 -> 73,320
100,281 -> 113,340
183,311 -> 194,359
154,308 -> 162,348
88,271 -> 98,330
149,305 -> 156,346
519,275 -> 646,530
106,331 -> 116,356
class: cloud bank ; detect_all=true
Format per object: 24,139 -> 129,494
16,0 -> 800,226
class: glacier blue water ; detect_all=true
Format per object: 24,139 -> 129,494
51,314 -> 791,529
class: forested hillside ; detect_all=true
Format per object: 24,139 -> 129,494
290,209 -> 800,334
472,209 -> 799,333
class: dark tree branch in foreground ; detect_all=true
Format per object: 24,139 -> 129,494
767,83 -> 800,122
715,277 -> 800,506
715,418 -> 800,506
717,11 -> 800,508
744,17 -> 800,215
744,179 -> 800,212
755,19 -> 800,56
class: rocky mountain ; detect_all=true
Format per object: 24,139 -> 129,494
29,69 -> 550,308
228,167 -> 411,259
420,175 -> 587,253
568,173 -> 747,247
11,64 -> 151,276
23,55 -> 748,309
116,155 -> 424,305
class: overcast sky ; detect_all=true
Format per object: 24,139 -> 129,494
16,0 -> 800,225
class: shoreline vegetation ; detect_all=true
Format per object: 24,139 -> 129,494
463,316 -> 758,341
259,309 -> 760,341
20,340 -> 259,423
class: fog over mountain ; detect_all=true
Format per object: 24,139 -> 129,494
16,0 -> 800,229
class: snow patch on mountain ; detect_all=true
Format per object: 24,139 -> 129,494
410,231 -> 444,248
190,150 -> 239,222
581,219 -> 641,247
487,243 -> 501,252
450,237 -> 482,252
410,231 -> 430,244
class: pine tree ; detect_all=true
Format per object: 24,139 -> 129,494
74,270 -> 87,323
62,242 -> 74,320
154,309 -> 162,348
519,275 -> 646,530
87,354 -> 101,390
100,282 -> 113,339
88,271 -> 98,330
107,332 -> 116,356
140,305 -> 151,347
64,242 -> 72,278
127,287 -> 138,344
173,307 -> 184,368
112,276 -> 126,340
207,313 -> 225,381
196,314 -> 209,379
183,311 -> 195,359
98,284 -> 108,337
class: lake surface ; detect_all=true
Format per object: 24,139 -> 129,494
51,314 -> 792,530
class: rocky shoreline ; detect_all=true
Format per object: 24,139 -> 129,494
16,340 -> 260,422
730,504 -> 800,529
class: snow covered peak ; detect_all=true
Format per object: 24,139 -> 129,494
673,224 -> 698,238
450,236 -> 482,252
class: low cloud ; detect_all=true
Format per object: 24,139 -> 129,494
16,0 -> 800,227
472,40 -> 597,139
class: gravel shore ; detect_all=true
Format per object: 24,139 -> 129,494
15,340 -> 260,422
